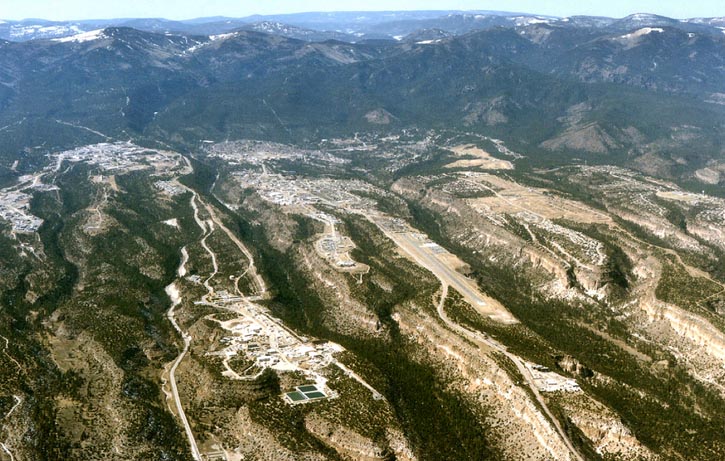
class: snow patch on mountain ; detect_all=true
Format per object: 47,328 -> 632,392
53,29 -> 105,43
11,24 -> 84,40
250,21 -> 294,34
627,13 -> 661,23
620,27 -> 664,40
209,32 -> 237,41
511,16 -> 553,26
182,33 -> 234,55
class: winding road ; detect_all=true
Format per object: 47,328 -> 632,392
162,188 -> 218,461
0,335 -> 21,372
200,199 -> 267,296
0,394 -> 22,461
164,280 -> 201,461
1,318 -> 22,461
163,178 -> 268,460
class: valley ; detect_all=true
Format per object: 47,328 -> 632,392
0,7 -> 724,461
1,130 -> 724,459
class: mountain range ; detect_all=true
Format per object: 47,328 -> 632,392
0,11 -> 723,187
2,11 -> 725,42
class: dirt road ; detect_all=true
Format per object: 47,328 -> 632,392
164,281 -> 201,461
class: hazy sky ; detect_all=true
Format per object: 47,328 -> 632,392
0,0 -> 722,21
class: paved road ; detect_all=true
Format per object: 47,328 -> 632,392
1,327 -> 22,461
370,213 -> 582,459
435,284 -> 584,461
333,362 -> 384,400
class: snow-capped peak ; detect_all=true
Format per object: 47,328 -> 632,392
627,13 -> 659,22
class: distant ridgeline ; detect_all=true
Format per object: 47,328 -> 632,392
0,11 -> 723,186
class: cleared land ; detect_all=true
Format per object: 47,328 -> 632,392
463,172 -> 611,223
445,144 -> 514,170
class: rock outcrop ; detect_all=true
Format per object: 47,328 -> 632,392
305,413 -> 391,461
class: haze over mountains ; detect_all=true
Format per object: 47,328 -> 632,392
1,10 -> 723,188
2,10 -> 725,42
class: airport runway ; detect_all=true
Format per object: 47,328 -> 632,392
381,225 -> 517,324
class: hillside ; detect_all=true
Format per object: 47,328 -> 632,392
0,22 -> 723,186
1,10 -> 725,461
